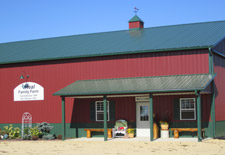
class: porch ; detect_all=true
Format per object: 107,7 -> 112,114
53,74 -> 216,142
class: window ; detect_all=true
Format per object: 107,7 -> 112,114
180,98 -> 196,120
140,106 -> 149,121
95,101 -> 110,121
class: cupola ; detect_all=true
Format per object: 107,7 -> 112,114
128,15 -> 144,30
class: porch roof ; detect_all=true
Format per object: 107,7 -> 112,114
53,74 -> 215,97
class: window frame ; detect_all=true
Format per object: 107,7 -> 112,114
179,98 -> 196,120
95,101 -> 110,121
140,105 -> 149,121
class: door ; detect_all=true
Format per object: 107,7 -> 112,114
136,102 -> 150,137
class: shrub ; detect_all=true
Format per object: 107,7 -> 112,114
42,134 -> 55,140
30,126 -> 42,137
22,134 -> 31,140
3,124 -> 21,139
23,127 -> 30,135
37,122 -> 56,140
37,122 -> 54,136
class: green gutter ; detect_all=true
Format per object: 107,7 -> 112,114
208,48 -> 213,74
211,81 -> 216,138
0,46 -> 211,65
54,89 -> 208,97
195,90 -> 202,142
209,47 -> 216,138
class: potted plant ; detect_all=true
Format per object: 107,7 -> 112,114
159,121 -> 169,130
0,130 -> 8,140
127,128 -> 135,138
30,126 -> 42,140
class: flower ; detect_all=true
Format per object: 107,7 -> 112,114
127,128 -> 135,134
159,121 -> 168,125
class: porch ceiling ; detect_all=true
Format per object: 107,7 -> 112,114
53,74 -> 215,97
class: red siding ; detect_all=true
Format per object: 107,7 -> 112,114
214,54 -> 225,121
153,94 -> 211,122
129,21 -> 143,29
70,97 -> 136,123
0,49 -> 209,123
115,97 -> 136,122
67,94 -> 211,124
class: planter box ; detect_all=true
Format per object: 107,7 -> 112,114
161,124 -> 169,130
128,133 -> 134,138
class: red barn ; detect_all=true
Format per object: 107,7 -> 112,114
1,15 -> 225,141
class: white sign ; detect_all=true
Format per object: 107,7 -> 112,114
14,82 -> 44,101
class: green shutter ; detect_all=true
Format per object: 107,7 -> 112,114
90,101 -> 96,121
109,101 -> 116,121
173,98 -> 180,120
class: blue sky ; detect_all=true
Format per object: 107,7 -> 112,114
0,0 -> 225,43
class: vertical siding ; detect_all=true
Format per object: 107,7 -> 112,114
66,95 -> 211,124
129,22 -> 143,29
153,94 -> 211,122
0,49 -> 209,124
70,97 -> 136,124
214,54 -> 225,121
115,97 -> 136,122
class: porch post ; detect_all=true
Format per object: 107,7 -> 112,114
149,94 -> 154,141
61,96 -> 65,140
196,91 -> 202,142
103,95 -> 108,141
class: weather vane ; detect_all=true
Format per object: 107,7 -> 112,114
134,7 -> 139,15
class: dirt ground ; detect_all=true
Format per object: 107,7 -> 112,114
0,139 -> 225,155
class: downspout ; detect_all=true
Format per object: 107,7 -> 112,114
209,47 -> 216,138
195,90 -> 202,142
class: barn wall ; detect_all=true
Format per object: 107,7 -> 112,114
0,49 -> 209,124
213,53 -> 225,136
0,94 -> 212,137
213,54 -> 225,121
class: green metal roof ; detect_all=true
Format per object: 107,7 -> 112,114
1,20 -> 225,65
128,15 -> 144,22
53,74 -> 215,96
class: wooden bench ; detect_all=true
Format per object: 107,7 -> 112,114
170,128 -> 205,138
84,129 -> 112,138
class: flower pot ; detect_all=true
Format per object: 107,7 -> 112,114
128,133 -> 134,138
32,136 -> 39,140
161,124 -> 169,130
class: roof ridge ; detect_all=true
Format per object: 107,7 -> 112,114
148,20 -> 225,30
1,20 -> 225,45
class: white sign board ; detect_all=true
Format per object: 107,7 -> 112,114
14,82 -> 44,101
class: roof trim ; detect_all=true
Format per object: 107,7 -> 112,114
212,49 -> 225,58
0,45 -> 211,65
128,15 -> 144,23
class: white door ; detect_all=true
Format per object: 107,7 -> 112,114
136,102 -> 150,137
